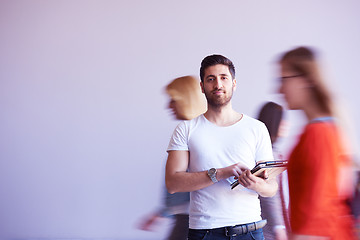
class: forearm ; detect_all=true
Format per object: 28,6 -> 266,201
165,150 -> 206,194
166,150 -> 245,194
166,165 -> 238,194
166,171 -> 213,194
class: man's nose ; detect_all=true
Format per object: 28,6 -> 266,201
214,78 -> 223,89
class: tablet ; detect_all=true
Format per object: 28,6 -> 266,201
230,160 -> 288,190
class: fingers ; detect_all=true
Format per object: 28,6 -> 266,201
221,163 -> 245,180
263,170 -> 269,180
238,170 -> 255,187
238,169 -> 267,189
232,165 -> 242,178
228,164 -> 243,178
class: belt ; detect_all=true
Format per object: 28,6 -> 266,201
225,220 -> 267,237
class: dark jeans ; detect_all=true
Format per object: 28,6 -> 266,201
188,228 -> 264,240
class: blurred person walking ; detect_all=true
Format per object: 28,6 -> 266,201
139,76 -> 207,240
277,46 -> 356,240
257,101 -> 289,240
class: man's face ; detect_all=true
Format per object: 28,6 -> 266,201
200,64 -> 236,108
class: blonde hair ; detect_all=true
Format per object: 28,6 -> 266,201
279,46 -> 334,115
166,76 -> 207,120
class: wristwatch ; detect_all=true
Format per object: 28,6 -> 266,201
207,168 -> 218,183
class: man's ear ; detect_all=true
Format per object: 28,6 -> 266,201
200,81 -> 205,93
233,79 -> 237,91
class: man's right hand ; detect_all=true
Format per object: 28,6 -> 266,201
217,163 -> 247,180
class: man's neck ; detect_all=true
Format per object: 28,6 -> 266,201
204,103 -> 242,127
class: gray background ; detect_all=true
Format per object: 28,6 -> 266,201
0,0 -> 359,239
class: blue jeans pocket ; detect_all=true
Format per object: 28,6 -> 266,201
249,228 -> 264,240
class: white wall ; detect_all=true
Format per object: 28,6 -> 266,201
0,0 -> 359,239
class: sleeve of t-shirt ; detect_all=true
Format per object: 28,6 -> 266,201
255,122 -> 274,162
167,121 -> 189,152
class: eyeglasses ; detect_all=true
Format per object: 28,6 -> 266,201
278,74 -> 305,83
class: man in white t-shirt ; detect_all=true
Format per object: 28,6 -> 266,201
165,54 -> 278,240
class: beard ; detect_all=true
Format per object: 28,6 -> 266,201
204,87 -> 233,108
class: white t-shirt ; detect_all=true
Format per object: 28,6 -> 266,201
167,114 -> 274,229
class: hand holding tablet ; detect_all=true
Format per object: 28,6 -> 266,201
230,160 -> 288,190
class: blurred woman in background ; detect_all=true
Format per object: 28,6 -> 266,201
277,46 -> 356,240
139,76 -> 206,240
257,101 -> 289,240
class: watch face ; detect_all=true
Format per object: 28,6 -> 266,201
208,168 -> 218,183
209,168 -> 216,175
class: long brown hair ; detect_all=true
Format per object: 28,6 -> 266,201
279,46 -> 334,115
280,47 -> 360,168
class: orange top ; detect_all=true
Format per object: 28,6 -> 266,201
287,121 -> 355,239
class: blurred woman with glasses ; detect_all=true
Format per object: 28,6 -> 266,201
277,46 -> 356,240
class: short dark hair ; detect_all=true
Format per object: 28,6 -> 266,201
257,102 -> 283,144
200,54 -> 235,82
